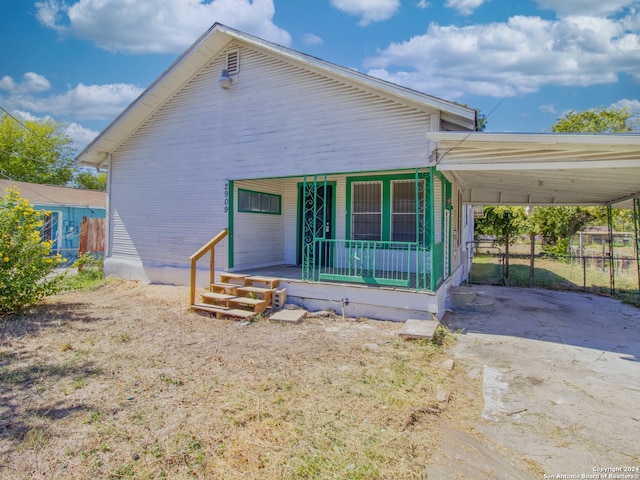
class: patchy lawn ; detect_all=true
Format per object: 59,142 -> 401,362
0,280 -> 470,479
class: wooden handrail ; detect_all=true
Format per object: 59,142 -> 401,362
189,228 -> 228,307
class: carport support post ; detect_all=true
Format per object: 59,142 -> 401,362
607,206 -> 615,296
529,232 -> 535,287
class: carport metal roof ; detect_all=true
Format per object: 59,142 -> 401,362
426,132 -> 640,208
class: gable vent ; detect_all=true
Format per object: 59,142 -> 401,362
225,50 -> 239,75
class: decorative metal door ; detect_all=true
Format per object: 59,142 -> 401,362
299,178 -> 333,275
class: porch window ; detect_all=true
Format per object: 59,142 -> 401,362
391,180 -> 424,242
351,182 -> 382,241
347,174 -> 427,243
238,189 -> 281,214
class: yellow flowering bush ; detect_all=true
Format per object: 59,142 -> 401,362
0,188 -> 63,314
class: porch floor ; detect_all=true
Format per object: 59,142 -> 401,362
233,264 -> 431,292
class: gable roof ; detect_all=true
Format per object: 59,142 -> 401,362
0,179 -> 106,209
77,23 -> 476,167
427,132 -> 640,208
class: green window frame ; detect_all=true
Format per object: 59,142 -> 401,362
238,189 -> 281,215
346,174 -> 426,243
391,180 -> 424,242
351,181 -> 382,241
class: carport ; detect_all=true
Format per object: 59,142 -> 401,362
426,132 -> 640,294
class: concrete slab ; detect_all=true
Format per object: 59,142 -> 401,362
443,284 -> 640,477
270,309 -> 307,323
398,318 -> 439,340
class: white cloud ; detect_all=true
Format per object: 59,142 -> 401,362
0,73 -> 51,94
613,98 -> 640,125
65,122 -> 100,150
4,81 -> 143,121
35,0 -> 291,54
416,1 -> 431,9
534,0 -> 636,17
330,0 -> 400,26
8,111 -> 97,151
0,76 -> 15,91
364,12 -> 640,99
445,0 -> 487,16
302,33 -> 324,46
538,103 -> 558,114
12,110 -> 46,122
614,98 -> 640,111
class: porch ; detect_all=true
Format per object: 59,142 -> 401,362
190,168 -> 457,321
229,169 -> 452,287
191,261 -> 448,322
241,264 -> 443,322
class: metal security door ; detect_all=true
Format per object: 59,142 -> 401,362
299,178 -> 333,276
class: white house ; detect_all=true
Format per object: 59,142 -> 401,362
77,23 -> 477,320
78,23 -> 640,320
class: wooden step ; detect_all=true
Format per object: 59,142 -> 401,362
236,286 -> 273,304
191,303 -> 255,320
245,276 -> 280,289
202,292 -> 235,305
228,297 -> 268,314
200,289 -> 270,315
210,282 -> 239,295
219,273 -> 249,285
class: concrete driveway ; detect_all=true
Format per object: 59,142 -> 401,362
438,285 -> 640,479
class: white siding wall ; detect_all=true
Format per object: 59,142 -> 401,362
284,179 -> 299,265
233,179 -> 286,269
107,42 -> 434,283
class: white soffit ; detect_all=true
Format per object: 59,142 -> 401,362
426,132 -> 640,208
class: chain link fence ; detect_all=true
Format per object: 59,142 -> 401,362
470,239 -> 640,306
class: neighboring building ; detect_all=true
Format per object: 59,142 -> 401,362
0,179 -> 106,262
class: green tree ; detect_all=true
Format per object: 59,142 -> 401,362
552,106 -> 634,133
530,206 -> 602,256
475,206 -> 527,284
0,114 -> 75,185
0,188 -> 64,314
475,110 -> 487,131
73,170 -> 107,191
535,106 -> 637,254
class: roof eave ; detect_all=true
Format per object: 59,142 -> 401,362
427,131 -> 640,146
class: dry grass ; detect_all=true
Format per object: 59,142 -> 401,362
0,280 -> 465,479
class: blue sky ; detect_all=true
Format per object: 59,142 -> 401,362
1,0 -> 639,153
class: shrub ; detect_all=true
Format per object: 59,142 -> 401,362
0,188 -> 64,314
541,237 -> 570,260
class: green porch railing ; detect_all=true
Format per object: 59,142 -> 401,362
303,239 -> 431,290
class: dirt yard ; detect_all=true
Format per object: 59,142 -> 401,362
2,280 -> 637,479
0,280 -> 484,479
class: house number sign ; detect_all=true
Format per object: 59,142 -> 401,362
224,181 -> 229,213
